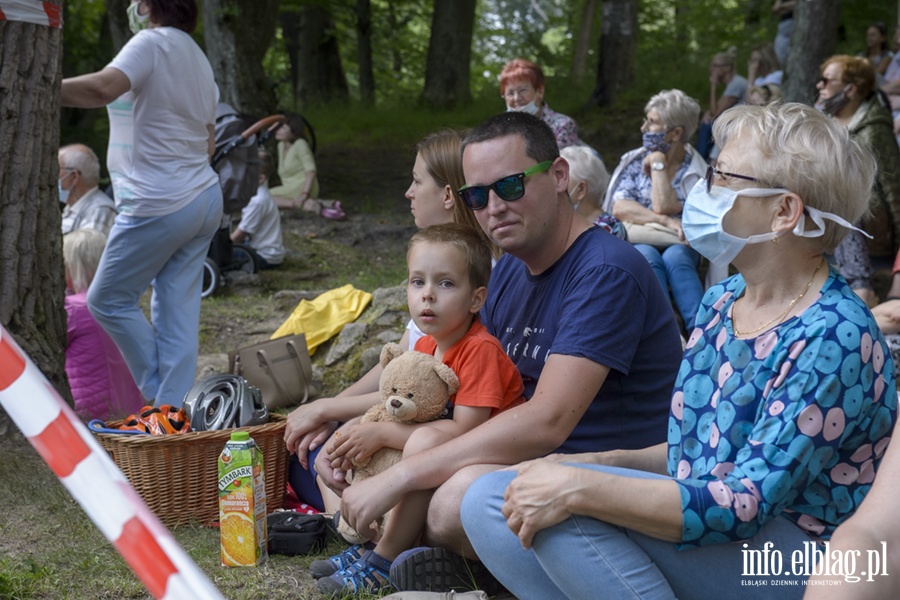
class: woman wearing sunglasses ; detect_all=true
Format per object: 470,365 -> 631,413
603,89 -> 710,333
817,55 -> 900,307
461,103 -> 897,600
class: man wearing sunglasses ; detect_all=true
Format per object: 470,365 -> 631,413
340,112 -> 684,593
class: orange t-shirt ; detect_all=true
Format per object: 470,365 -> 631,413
414,319 -> 525,417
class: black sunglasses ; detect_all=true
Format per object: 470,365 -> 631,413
705,165 -> 759,193
457,160 -> 554,210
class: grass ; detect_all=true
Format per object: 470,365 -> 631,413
11,96 -> 650,599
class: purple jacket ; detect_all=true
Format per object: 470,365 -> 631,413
65,291 -> 144,421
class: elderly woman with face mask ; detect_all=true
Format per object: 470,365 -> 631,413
499,58 -> 588,151
604,89 -> 709,331
461,103 -> 897,600
817,55 -> 900,306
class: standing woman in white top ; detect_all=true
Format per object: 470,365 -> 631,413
61,0 -> 222,408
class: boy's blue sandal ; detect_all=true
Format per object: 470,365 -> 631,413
317,550 -> 394,597
309,543 -> 373,579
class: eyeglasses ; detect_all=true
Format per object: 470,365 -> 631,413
705,165 -> 759,193
458,160 -> 554,210
818,76 -> 842,86
504,87 -> 535,101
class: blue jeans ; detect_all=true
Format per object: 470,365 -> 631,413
461,465 -> 811,600
696,122 -> 714,161
87,185 -> 222,406
635,244 -> 703,330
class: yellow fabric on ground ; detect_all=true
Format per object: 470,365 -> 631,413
271,284 -> 373,355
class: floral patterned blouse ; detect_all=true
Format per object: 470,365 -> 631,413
541,104 -> 581,150
668,267 -> 897,548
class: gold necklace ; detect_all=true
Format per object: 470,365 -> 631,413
733,258 -> 825,337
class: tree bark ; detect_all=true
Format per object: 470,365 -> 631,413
203,0 -> 279,118
295,3 -> 350,105
571,0 -> 600,83
590,0 -> 637,107
0,12 -> 70,402
782,0 -> 841,104
104,0 -> 130,53
356,0 -> 375,105
420,0 -> 476,109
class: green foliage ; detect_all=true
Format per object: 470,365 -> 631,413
0,558 -> 48,599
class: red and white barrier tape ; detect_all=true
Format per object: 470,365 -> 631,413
0,325 -> 223,600
0,0 -> 62,27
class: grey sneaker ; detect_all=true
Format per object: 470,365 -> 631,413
389,546 -> 503,595
380,592 -> 490,600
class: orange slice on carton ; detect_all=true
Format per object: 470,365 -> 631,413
220,511 -> 257,566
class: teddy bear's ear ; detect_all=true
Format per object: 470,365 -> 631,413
380,342 -> 405,368
432,362 -> 460,395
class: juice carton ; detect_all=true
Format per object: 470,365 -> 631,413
218,431 -> 267,567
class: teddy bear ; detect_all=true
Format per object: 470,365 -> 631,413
336,342 -> 459,544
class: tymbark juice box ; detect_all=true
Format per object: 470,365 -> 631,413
218,431 -> 267,567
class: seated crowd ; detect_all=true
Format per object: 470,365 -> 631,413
58,17 -> 900,597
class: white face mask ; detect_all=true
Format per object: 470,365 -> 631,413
127,1 -> 150,34
507,100 -> 541,116
682,180 -> 870,267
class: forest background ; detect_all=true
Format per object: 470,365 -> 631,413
2,0 -> 900,598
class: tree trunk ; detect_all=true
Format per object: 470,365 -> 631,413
295,4 -> 350,105
356,0 -> 375,105
104,0 -> 130,53
590,0 -> 637,107
0,13 -> 70,402
203,0 -> 279,118
571,0 -> 600,83
420,0 -> 476,109
782,0 -> 841,104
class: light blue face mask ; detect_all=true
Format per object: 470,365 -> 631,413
507,100 -> 540,116
682,179 -> 870,267
58,173 -> 74,204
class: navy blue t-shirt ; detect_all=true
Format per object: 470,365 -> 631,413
481,226 -> 682,453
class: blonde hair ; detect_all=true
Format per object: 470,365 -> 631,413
63,229 -> 107,293
712,46 -> 738,71
408,223 -> 492,290
415,130 -> 501,259
712,103 -> 875,251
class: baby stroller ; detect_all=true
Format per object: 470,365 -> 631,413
201,107 -> 290,298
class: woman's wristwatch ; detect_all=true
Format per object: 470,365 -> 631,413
651,161 -> 666,172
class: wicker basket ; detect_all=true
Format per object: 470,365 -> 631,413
93,414 -> 288,527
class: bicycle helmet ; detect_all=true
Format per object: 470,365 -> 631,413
118,405 -> 191,435
182,374 -> 268,431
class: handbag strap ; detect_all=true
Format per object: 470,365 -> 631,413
256,343 -> 311,405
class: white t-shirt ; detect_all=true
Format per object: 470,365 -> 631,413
106,28 -> 219,217
237,184 -> 285,264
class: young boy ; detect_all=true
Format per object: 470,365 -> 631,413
230,149 -> 285,269
315,222 -> 525,596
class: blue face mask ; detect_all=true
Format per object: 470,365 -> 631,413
58,176 -> 72,205
682,180 -> 870,267
642,131 -> 670,154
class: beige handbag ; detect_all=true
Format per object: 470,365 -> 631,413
229,333 -> 313,409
